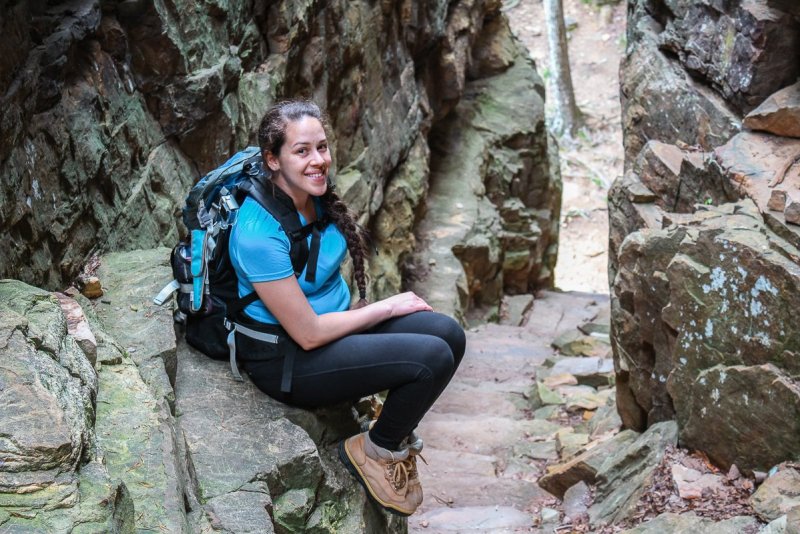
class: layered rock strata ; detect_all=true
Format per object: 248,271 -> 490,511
0,0 -> 559,319
612,0 -> 800,472
0,250 -> 404,533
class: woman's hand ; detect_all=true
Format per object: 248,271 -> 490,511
379,292 -> 433,318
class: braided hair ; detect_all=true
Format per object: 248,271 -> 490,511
257,100 -> 370,306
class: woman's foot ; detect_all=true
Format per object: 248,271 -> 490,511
338,431 -> 423,516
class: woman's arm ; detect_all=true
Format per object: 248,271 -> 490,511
253,277 -> 432,350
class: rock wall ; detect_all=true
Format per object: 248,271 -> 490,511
0,0 -> 560,318
611,0 -> 800,472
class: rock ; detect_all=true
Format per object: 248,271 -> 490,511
94,353 -> 187,533
533,405 -> 561,420
414,505 -> 533,531
55,292 -> 98,365
751,464 -> 800,522
499,294 -> 534,326
588,421 -> 678,524
532,381 -> 565,407
634,141 -> 732,214
588,401 -> 622,439
550,357 -> 614,388
762,514 -> 789,534
627,181 -> 657,203
552,330 -> 609,357
540,507 -> 560,524
565,389 -> 607,412
0,280 -> 132,532
543,373 -> 578,388
658,0 -> 800,114
621,5 -> 740,163
611,199 -> 800,472
563,481 -> 592,521
785,194 -> 800,225
555,429 -> 590,460
769,189 -> 788,212
714,132 -> 800,224
410,25 -> 559,318
78,275 -> 104,299
538,429 -> 639,499
671,464 -> 724,500
513,440 -> 558,462
744,81 -> 800,138
619,511 -> 760,533
94,249 -> 177,407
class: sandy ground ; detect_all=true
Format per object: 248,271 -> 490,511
506,0 -> 627,294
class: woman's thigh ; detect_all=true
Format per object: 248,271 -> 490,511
245,331 -> 454,408
369,311 -> 466,360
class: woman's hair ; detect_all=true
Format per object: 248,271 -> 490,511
257,100 -> 370,303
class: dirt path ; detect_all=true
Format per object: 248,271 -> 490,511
508,0 -> 627,294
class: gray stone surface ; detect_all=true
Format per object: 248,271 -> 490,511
619,511 -> 760,533
589,421 -> 678,524
611,200 -> 800,472
0,280 -> 132,532
751,465 -> 800,522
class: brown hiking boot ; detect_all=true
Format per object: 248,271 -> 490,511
339,431 -> 422,516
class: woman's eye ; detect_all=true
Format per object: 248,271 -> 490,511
297,148 -> 307,155
319,145 -> 328,152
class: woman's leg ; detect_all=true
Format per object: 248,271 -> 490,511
243,328 -> 456,450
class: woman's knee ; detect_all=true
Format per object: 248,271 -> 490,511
431,313 -> 466,362
417,337 -> 456,381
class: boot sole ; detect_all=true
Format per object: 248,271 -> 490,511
337,440 -> 413,517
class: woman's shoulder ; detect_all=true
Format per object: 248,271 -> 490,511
237,197 -> 284,233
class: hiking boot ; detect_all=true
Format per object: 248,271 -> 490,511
339,432 -> 421,516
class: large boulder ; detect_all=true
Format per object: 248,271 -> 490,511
0,280 -> 133,532
611,200 -> 800,472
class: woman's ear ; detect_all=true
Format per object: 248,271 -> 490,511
264,151 -> 280,172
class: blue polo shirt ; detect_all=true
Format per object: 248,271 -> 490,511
229,196 -> 351,324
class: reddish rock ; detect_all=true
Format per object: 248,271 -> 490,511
55,292 -> 98,365
744,82 -> 800,138
768,189 -> 788,212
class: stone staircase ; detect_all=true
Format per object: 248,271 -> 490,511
410,291 -> 611,532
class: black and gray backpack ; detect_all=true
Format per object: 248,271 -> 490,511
154,147 -> 327,388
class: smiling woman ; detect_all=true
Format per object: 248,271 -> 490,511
227,100 -> 466,517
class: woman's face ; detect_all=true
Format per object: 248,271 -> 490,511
266,116 -> 331,206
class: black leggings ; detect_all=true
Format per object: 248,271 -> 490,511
239,311 -> 466,451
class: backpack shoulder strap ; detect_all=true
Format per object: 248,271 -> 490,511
238,178 -> 323,281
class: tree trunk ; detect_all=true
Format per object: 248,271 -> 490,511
544,0 -> 581,137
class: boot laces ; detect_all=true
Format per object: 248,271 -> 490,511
386,457 -> 411,492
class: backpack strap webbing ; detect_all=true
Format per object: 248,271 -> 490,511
239,177 -> 329,283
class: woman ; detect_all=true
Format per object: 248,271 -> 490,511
228,100 -> 466,516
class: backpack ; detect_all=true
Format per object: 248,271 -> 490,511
154,147 -> 328,389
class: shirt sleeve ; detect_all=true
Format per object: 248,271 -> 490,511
234,213 -> 294,283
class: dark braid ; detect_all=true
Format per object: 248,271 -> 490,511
257,100 -> 371,305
